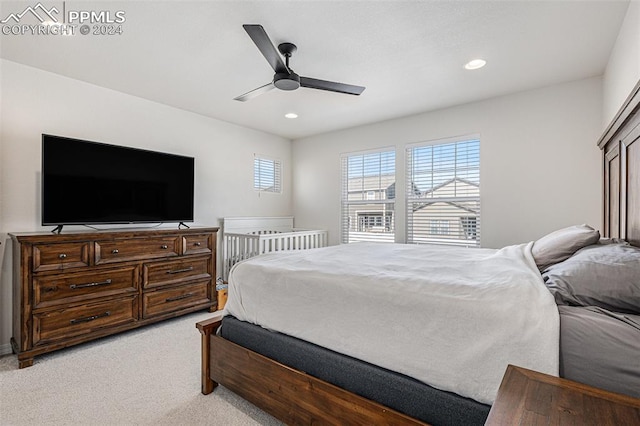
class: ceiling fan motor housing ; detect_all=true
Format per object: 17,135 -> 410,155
274,72 -> 300,91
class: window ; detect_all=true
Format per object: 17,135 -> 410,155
461,216 -> 478,240
254,156 -> 281,193
341,149 -> 395,243
357,212 -> 394,232
406,137 -> 480,246
429,219 -> 450,235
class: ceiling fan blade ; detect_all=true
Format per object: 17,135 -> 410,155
243,24 -> 289,74
300,77 -> 365,96
234,82 -> 275,102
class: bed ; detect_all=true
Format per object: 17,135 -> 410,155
197,80 -> 640,425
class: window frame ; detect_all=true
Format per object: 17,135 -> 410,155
405,135 -> 481,247
253,155 -> 282,194
340,147 -> 396,244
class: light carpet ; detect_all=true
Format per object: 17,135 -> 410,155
0,311 -> 283,426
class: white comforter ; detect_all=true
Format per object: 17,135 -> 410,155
225,242 -> 559,405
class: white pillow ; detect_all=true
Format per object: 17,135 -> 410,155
532,224 -> 600,271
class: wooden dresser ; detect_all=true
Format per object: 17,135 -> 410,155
10,227 -> 218,368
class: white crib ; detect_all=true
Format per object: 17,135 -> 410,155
222,216 -> 328,281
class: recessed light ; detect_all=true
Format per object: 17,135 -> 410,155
464,59 -> 486,70
284,113 -> 298,119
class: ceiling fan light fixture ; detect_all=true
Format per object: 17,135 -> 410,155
464,59 -> 487,70
274,72 -> 300,91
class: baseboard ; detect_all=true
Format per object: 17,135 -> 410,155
0,342 -> 13,356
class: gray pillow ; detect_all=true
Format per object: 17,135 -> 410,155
532,224 -> 600,271
542,242 -> 640,314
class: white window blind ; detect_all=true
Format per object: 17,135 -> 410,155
341,149 -> 395,243
254,156 -> 281,193
406,138 -> 480,246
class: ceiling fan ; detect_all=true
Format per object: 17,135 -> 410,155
234,24 -> 366,102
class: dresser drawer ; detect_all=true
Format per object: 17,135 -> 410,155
142,280 -> 210,318
143,256 -> 211,289
95,237 -> 179,264
33,266 -> 139,309
182,233 -> 212,255
33,296 -> 137,346
33,242 -> 91,272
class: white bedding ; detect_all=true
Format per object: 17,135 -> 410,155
225,242 -> 559,405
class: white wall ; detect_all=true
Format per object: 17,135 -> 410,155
292,77 -> 603,249
0,59 -> 292,352
603,1 -> 640,126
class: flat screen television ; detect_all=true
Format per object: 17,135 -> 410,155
42,134 -> 194,227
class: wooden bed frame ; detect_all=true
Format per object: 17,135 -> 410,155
197,314 -> 428,425
598,79 -> 640,247
196,79 -> 640,425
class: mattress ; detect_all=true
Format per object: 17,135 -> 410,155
559,305 -> 640,398
220,315 -> 491,426
225,242 -> 560,404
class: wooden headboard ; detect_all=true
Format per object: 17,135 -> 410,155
598,79 -> 640,247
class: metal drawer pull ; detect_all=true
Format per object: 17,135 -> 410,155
165,293 -> 194,302
58,253 -> 67,259
70,311 -> 111,325
167,266 -> 194,274
161,245 -> 168,249
112,249 -> 119,254
70,279 -> 112,290
194,242 -> 201,246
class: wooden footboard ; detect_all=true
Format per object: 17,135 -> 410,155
195,313 -> 223,395
196,315 -> 428,425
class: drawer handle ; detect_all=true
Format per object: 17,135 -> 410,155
161,245 -> 168,250
70,279 -> 113,290
70,311 -> 111,325
194,242 -> 201,247
112,249 -> 119,254
167,266 -> 194,275
165,293 -> 194,303
58,253 -> 67,259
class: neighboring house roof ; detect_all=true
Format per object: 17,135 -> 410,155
411,201 -> 479,214
346,176 -> 478,208
419,177 -> 479,197
347,174 -> 396,193
385,181 -> 421,200
410,177 -> 480,214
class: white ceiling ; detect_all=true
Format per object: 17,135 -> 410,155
0,1 -> 630,139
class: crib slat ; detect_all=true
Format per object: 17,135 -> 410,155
222,227 -> 328,280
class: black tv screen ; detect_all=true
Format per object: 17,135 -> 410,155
42,135 -> 194,226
